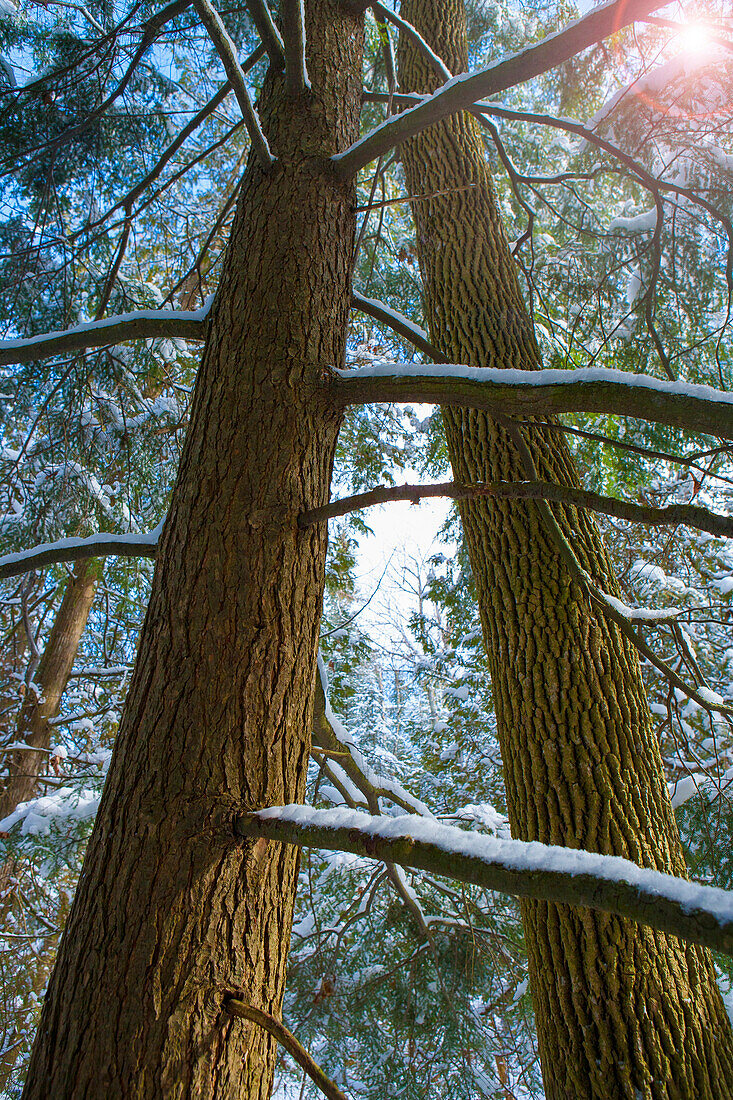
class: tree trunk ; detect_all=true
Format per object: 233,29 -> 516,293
397,3 -> 733,1097
22,4 -> 364,1097
0,559 -> 98,822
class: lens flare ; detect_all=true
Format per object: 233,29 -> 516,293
679,21 -> 715,58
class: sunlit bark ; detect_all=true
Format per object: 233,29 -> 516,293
397,2 -> 733,1096
21,4 -> 364,1096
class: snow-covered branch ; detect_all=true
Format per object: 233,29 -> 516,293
235,806 -> 733,959
350,291 -> 440,359
192,0 -> 275,169
300,479 -> 733,538
330,364 -> 733,441
334,0 -> 669,178
0,307 -> 210,367
371,2 -> 451,82
0,525 -> 162,581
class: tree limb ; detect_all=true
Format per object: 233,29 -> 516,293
329,365 -> 733,441
0,308 -> 210,367
0,527 -> 161,581
192,0 -> 275,169
224,999 -> 348,1100
244,0 -> 284,68
299,479 -> 733,538
234,806 -> 733,959
281,0 -> 310,94
334,0 -> 670,177
350,291 -> 440,358
371,2 -> 451,81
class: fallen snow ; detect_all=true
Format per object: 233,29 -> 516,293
600,592 -> 681,622
609,208 -> 658,233
0,787 -> 100,835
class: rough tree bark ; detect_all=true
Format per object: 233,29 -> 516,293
22,3 -> 364,1096
0,560 -> 98,822
397,3 -> 733,1097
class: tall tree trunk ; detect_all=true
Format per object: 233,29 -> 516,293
397,4 -> 733,1097
22,4 -> 364,1097
0,559 -> 97,822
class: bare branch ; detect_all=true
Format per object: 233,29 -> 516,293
350,291 -> 440,358
329,364 -> 733,441
299,479 -> 733,539
335,0 -> 670,177
192,0 -> 275,169
235,806 -> 733,959
0,307 -> 210,367
224,1000 -> 348,1100
281,0 -> 310,94
0,526 -> 162,582
244,0 -> 285,69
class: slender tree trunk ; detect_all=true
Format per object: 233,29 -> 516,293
0,561 -> 96,1087
22,5 -> 364,1097
397,4 -> 733,1097
0,560 -> 97,822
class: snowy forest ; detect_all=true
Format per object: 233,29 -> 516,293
1,0 -> 733,1096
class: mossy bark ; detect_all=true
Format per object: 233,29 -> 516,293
397,2 -> 733,1096
21,4 -> 364,1097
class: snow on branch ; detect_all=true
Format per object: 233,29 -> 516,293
0,306 -> 211,367
350,291 -> 440,359
0,524 -> 162,581
235,805 -> 733,959
371,2 -> 451,82
300,478 -> 733,539
333,0 -> 670,178
192,0 -> 275,169
330,363 -> 733,441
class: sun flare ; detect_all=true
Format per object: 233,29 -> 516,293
679,20 -> 715,59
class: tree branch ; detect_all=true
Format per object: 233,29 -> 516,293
0,526 -> 162,582
281,0 -> 310,94
0,307 -> 210,367
299,479 -> 733,539
329,364 -> 733,441
371,2 -> 451,81
350,291 -> 441,358
244,0 -> 284,69
234,806 -> 733,959
224,999 -> 348,1100
192,0 -> 275,169
334,0 -> 670,177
